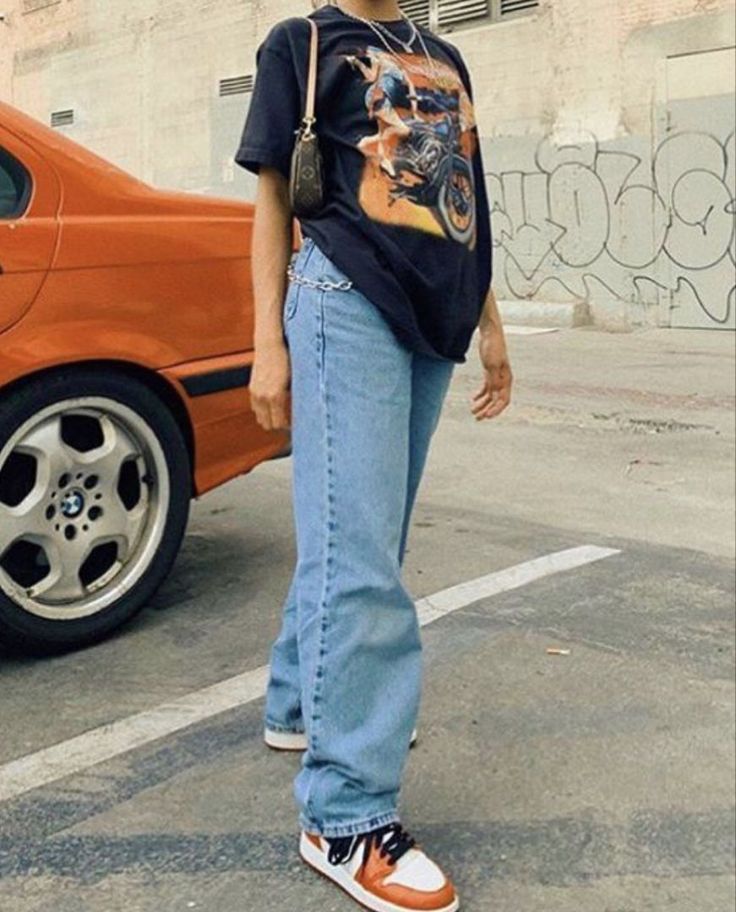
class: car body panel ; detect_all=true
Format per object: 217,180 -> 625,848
0,101 -> 293,497
161,353 -> 284,495
0,126 -> 61,332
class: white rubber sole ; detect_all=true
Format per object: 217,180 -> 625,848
263,728 -> 307,751
265,727 -> 419,752
299,832 -> 460,912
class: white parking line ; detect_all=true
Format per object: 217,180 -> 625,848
503,326 -> 561,335
415,544 -> 619,622
0,545 -> 619,804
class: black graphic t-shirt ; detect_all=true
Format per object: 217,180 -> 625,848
235,4 -> 493,363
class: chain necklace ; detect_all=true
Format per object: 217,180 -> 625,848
371,17 -> 418,53
334,2 -> 415,47
334,3 -> 440,78
338,5 -> 419,53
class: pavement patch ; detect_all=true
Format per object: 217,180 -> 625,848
0,546 -> 618,804
0,808 -> 731,885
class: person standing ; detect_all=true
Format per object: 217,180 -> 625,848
235,2 -> 512,909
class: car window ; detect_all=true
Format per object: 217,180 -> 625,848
0,147 -> 32,218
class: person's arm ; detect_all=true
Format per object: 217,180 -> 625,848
471,285 -> 513,421
450,52 -> 512,421
249,167 -> 294,432
232,19 -> 308,431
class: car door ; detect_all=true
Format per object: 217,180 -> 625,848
0,128 -> 60,333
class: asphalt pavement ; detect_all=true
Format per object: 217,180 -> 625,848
0,325 -> 734,912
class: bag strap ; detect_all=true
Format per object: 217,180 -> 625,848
292,19 -> 318,246
302,18 -> 319,135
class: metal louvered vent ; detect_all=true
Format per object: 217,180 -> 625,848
219,75 -> 254,97
403,0 -> 536,30
437,0 -> 490,27
50,109 -> 74,127
398,0 -> 432,28
500,0 -> 539,16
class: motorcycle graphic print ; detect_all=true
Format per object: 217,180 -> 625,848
345,46 -> 478,247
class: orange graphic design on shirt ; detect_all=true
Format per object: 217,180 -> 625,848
344,47 -> 478,248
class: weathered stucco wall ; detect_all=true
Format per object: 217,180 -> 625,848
1,0 -> 734,328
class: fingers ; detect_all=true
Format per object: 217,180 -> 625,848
470,380 -> 511,421
470,387 -> 493,417
252,400 -> 274,431
479,392 -> 510,420
268,397 -> 291,431
249,346 -> 292,431
251,390 -> 291,431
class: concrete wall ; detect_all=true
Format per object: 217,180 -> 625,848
1,0 -> 734,329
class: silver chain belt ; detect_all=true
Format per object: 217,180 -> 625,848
286,262 -> 353,292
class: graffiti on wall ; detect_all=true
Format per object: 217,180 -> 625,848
485,129 -> 736,328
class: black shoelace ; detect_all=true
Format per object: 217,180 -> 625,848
326,822 -> 417,868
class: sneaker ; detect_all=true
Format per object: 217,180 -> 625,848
265,727 -> 419,752
299,822 -> 459,912
262,728 -> 309,752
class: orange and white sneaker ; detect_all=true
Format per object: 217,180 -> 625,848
299,822 -> 459,912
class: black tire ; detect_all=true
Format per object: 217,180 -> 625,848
436,154 -> 475,246
0,368 -> 191,655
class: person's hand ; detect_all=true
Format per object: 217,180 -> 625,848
471,326 -> 512,421
249,339 -> 292,431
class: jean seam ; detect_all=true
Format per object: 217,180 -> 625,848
302,284 -> 336,825
265,719 -> 305,734
300,809 -> 401,839
287,236 -> 318,325
284,281 -> 300,324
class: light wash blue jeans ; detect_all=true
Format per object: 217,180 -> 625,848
266,234 -> 455,838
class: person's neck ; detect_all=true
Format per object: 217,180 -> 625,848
334,1 -> 404,22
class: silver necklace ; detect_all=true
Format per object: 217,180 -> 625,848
336,3 -> 417,50
369,16 -> 419,53
335,4 -> 440,78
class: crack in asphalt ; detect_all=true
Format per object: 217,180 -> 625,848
0,809 -> 733,885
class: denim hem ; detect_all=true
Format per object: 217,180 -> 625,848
299,808 -> 400,839
264,719 -> 305,734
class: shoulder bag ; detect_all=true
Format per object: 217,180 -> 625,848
289,18 -> 325,218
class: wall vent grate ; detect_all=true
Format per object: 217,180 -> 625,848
219,75 -> 254,97
438,0 -> 490,27
50,109 -> 74,127
403,0 -> 538,29
398,0 -> 432,27
500,0 -> 539,15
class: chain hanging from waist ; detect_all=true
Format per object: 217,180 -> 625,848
286,262 -> 354,292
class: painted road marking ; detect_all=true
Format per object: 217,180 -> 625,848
503,326 -> 560,335
0,545 -> 619,804
415,545 -> 619,624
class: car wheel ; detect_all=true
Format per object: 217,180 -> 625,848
0,368 -> 191,654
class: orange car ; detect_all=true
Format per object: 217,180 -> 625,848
0,101 -> 292,654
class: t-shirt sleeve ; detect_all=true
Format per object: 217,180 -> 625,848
453,47 -> 493,286
451,45 -> 476,107
234,22 -> 305,180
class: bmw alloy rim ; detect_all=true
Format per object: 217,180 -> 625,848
0,397 -> 171,620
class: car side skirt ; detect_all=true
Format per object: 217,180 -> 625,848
161,353 -> 290,497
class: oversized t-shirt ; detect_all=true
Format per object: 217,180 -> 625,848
234,4 -> 493,363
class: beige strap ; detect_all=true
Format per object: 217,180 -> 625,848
303,18 -> 319,128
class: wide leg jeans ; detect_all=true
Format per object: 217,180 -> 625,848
265,235 -> 455,838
